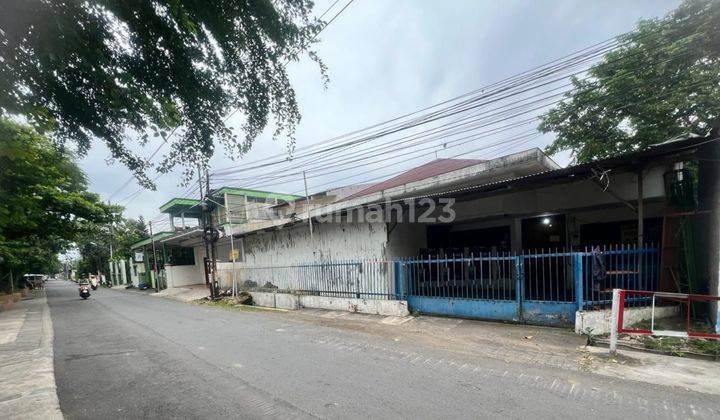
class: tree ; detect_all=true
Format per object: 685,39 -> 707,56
75,213 -> 148,278
0,118 -> 111,284
0,1 -> 326,187
540,0 -> 720,163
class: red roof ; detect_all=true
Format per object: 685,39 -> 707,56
342,158 -> 485,201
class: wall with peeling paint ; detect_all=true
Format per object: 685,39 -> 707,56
242,220 -> 390,266
386,222 -> 426,259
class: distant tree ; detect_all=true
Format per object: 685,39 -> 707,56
75,207 -> 151,277
0,1 -> 326,187
540,0 -> 720,163
0,118 -> 112,281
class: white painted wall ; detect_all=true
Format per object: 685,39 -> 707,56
165,265 -> 204,288
575,305 -> 680,335
132,262 -> 145,287
108,260 -> 128,285
248,291 -> 410,316
119,260 -> 127,285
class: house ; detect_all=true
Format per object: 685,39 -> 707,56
124,188 -> 302,290
124,135 -> 720,332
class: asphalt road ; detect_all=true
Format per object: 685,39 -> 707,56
47,280 -> 719,419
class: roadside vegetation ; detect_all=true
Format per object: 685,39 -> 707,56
583,317 -> 720,359
0,117 -> 148,291
0,0 -> 328,187
541,0 -> 720,162
0,118 -> 111,291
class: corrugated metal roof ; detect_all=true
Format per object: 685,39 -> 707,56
342,158 -> 485,201
130,231 -> 176,250
405,135 -> 717,203
213,187 -> 301,201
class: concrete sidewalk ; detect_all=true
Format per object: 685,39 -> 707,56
0,290 -> 63,419
109,283 -> 209,302
151,284 -> 209,302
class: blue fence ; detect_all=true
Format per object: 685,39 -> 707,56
397,245 -> 660,326
580,245 -> 660,310
234,245 -> 661,326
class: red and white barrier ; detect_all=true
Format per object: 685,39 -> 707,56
609,289 -> 720,353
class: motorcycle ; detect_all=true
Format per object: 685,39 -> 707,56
79,284 -> 91,299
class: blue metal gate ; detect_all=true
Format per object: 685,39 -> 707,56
397,247 -> 659,327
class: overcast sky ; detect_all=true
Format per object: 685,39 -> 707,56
80,0 -> 679,224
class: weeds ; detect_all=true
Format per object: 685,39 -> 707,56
581,328 -> 597,346
688,339 -> 720,356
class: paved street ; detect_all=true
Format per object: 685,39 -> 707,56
46,279 -> 719,419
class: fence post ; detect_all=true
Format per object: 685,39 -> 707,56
609,288 -> 620,354
514,255 -> 524,322
573,252 -> 584,312
394,260 -> 405,300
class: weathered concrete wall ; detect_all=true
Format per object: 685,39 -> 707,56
243,220 -> 389,265
249,291 -> 277,308
215,262 -> 238,289
248,291 -> 409,316
575,305 -> 680,335
129,263 -> 140,286
275,293 -> 300,310
298,295 -> 409,316
386,222 -> 426,259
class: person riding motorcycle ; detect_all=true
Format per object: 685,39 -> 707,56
79,279 -> 91,299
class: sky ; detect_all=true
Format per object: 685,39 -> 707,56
79,0 -> 680,225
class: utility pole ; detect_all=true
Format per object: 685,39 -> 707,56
303,171 -> 314,240
209,172 -> 219,299
149,221 -> 160,293
197,165 -> 211,292
200,166 -> 219,300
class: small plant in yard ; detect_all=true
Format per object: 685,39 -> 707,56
581,328 -> 598,346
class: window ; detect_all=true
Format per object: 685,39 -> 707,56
167,247 -> 195,266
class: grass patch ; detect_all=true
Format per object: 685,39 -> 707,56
688,339 -> 720,356
195,297 -> 287,313
631,319 -> 652,330
633,335 -> 720,358
639,336 -> 684,356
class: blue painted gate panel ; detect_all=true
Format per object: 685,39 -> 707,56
400,253 -> 581,326
407,296 -> 520,322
